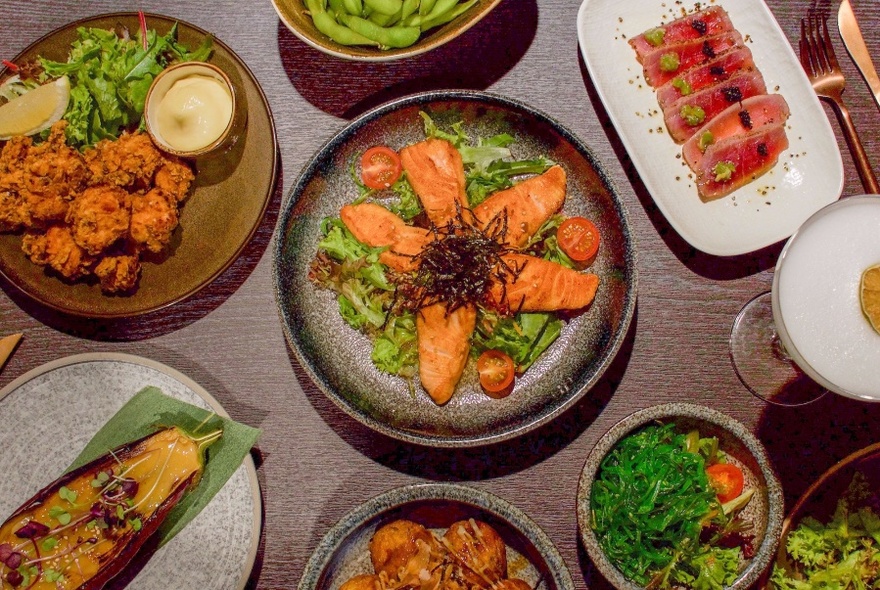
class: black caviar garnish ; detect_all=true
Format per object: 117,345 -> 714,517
710,66 -> 725,76
757,142 -> 769,157
702,40 -> 716,58
722,86 -> 742,102
691,19 -> 708,35
738,110 -> 753,129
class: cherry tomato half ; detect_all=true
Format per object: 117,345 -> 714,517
706,463 -> 745,503
360,146 -> 402,190
557,217 -> 600,263
477,350 -> 515,398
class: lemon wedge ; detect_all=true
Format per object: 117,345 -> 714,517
0,76 -> 70,140
860,264 -> 880,335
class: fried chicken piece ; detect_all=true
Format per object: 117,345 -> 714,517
24,121 -> 87,198
21,226 -> 94,279
84,132 -> 163,189
154,156 -> 195,202
0,189 -> 29,232
66,185 -> 131,255
129,188 -> 179,253
0,135 -> 32,174
94,254 -> 140,293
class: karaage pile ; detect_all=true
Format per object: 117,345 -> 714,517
0,120 -> 194,293
339,519 -> 533,590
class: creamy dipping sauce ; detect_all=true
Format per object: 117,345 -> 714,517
156,74 -> 233,152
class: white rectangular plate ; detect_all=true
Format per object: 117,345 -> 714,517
577,0 -> 844,256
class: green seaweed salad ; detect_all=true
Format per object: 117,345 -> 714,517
590,423 -> 756,590
1,20 -> 211,149
308,112 -> 571,387
770,473 -> 880,590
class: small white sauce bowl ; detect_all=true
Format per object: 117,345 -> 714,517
144,61 -> 236,158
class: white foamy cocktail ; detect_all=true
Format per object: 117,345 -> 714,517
772,195 -> 880,402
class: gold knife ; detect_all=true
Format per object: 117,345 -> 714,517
0,333 -> 22,372
839,0 -> 880,112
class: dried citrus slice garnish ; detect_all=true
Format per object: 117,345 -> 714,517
859,264 -> 880,335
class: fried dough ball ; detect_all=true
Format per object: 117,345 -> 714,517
22,226 -> 94,279
94,254 -> 140,293
339,574 -> 383,590
84,131 -> 163,189
442,521 -> 507,588
491,579 -> 532,590
370,520 -> 440,581
66,186 -> 131,255
130,188 -> 179,253
154,156 -> 195,202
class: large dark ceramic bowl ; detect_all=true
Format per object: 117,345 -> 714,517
273,90 -> 637,447
577,403 -> 784,590
297,483 -> 575,590
0,13 -> 278,318
760,442 -> 880,589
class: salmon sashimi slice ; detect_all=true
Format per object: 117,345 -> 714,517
399,138 -> 468,227
642,31 -> 744,88
416,303 -> 477,405
682,94 -> 791,171
630,6 -> 734,62
655,47 -> 756,109
472,165 -> 567,248
664,71 -> 767,143
488,253 -> 599,313
695,122 -> 789,201
340,203 -> 432,273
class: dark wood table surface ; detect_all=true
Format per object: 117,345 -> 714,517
2,0 -> 879,588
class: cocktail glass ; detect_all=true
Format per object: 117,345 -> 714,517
730,195 -> 880,406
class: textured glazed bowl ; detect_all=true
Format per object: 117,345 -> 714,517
576,403 -> 784,590
297,483 -> 575,590
272,90 -> 637,447
271,0 -> 502,61
760,442 -> 880,589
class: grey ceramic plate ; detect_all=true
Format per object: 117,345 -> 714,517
273,90 -> 637,447
298,482 -> 575,590
576,403 -> 784,590
0,353 -> 261,590
0,13 -> 279,318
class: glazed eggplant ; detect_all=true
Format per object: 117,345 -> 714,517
0,427 -> 219,589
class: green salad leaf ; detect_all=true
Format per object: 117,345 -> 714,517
473,311 -> 562,372
39,24 -> 212,149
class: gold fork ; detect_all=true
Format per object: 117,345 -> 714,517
799,12 -> 880,194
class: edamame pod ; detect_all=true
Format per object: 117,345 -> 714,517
404,0 -> 456,26
328,0 -> 347,15
310,3 -> 381,46
369,9 -> 400,26
419,0 -> 438,16
342,0 -> 363,16
364,0 -> 403,16
337,13 -> 421,48
401,0 -> 419,20
419,0 -> 476,31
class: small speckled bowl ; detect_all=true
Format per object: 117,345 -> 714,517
576,403 -> 784,590
144,61 -> 237,157
298,483 -> 575,590
271,0 -> 502,61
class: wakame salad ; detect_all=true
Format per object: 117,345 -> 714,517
590,423 -> 755,590
308,112 -> 577,392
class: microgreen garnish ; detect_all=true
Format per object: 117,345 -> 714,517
59,486 -> 77,504
43,568 -> 64,583
129,518 -> 143,532
40,537 -> 59,551
91,471 -> 109,488
48,506 -> 71,525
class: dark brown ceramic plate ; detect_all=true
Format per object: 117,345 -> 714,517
273,91 -> 637,447
271,0 -> 502,61
0,13 -> 279,318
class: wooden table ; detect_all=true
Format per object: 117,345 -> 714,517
2,1 -> 879,588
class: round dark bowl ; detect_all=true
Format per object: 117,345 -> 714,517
273,90 -> 637,447
297,482 -> 575,590
576,403 -> 784,590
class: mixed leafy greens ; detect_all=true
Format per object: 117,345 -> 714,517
33,23 -> 211,148
309,112 -> 570,386
590,423 -> 754,590
770,473 -> 880,590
